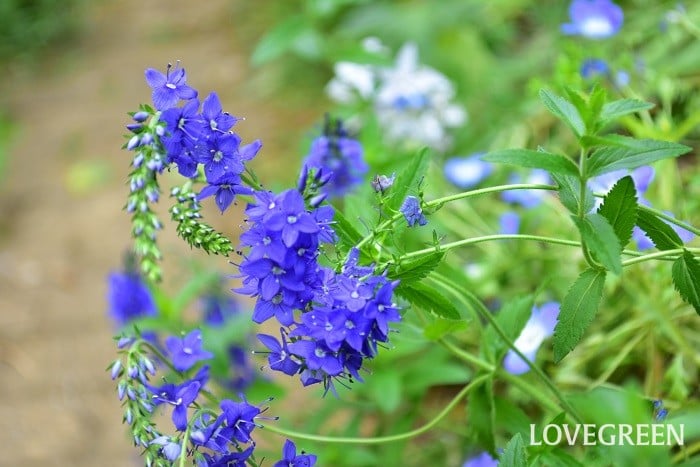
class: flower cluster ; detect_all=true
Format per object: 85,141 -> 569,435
302,116 -> 368,199
235,185 -> 401,392
143,63 -> 261,212
327,41 -> 466,151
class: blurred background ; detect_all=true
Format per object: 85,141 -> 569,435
1,0 -> 698,465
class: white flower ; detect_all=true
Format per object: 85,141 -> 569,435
326,62 -> 375,104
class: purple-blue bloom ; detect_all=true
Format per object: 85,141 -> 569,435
198,92 -> 238,138
463,451 -> 499,467
499,211 -> 520,235
400,195 -> 427,227
561,0 -> 624,39
581,58 -> 609,79
444,153 -> 492,189
273,439 -> 317,467
258,333 -> 302,376
107,271 -> 157,327
504,302 -> 560,375
165,329 -> 214,372
588,166 -> 654,210
145,63 -> 198,111
171,380 -> 202,431
151,436 -> 181,461
197,172 -> 253,213
502,169 -> 551,208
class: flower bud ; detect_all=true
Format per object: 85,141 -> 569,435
127,135 -> 140,151
126,123 -> 143,132
133,111 -> 149,122
110,360 -> 123,379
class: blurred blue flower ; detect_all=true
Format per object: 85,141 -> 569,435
502,169 -> 551,208
504,302 -> 560,375
588,166 -> 654,210
562,0 -> 624,39
581,58 -> 609,79
463,451 -> 499,467
165,329 -> 214,372
444,153 -> 492,189
107,271 -> 157,327
499,211 -> 520,235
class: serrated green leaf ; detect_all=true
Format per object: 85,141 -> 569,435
468,377 -> 496,453
500,433 -> 527,467
387,148 -> 430,213
387,251 -> 445,284
587,138 -> 691,177
251,16 -> 307,65
636,209 -> 683,250
483,295 -> 534,363
552,172 -> 594,214
597,176 -> 638,247
672,250 -> 700,314
573,213 -> 622,275
481,149 -> 579,176
395,282 -> 461,319
553,268 -> 606,362
600,98 -> 655,121
539,88 -> 586,137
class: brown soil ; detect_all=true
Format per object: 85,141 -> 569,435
0,1 -> 323,465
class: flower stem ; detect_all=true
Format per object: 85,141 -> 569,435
261,373 -> 491,444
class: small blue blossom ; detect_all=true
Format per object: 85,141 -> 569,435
165,329 -> 214,372
499,211 -> 520,235
197,172 -> 253,213
400,195 -> 427,227
273,439 -> 318,467
107,271 -> 157,327
257,333 -> 302,376
502,169 -> 551,208
145,63 -> 198,110
201,294 -> 240,326
444,153 -> 492,189
198,92 -> 238,138
561,0 -> 624,39
581,58 -> 609,79
371,173 -> 396,194
463,451 -> 499,467
504,302 -> 560,375
151,436 -> 181,461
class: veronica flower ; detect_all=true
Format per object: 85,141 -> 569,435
561,0 -> 624,39
502,169 -> 551,208
503,302 -> 560,375
444,153 -> 492,189
145,63 -> 198,111
400,195 -> 427,227
165,329 -> 214,372
273,439 -> 317,467
107,271 -> 157,327
499,211 -> 520,235
581,58 -> 610,79
463,451 -> 499,467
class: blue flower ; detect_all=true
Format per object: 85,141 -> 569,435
201,294 -> 240,326
463,451 -> 499,467
581,58 -> 609,79
273,439 -> 317,467
198,92 -> 238,139
219,397 -> 262,444
499,211 -> 520,235
171,381 -> 201,431
561,0 -> 624,39
165,329 -> 214,372
145,63 -> 198,111
151,436 -> 181,461
444,154 -> 492,189
502,169 -> 551,208
107,271 -> 157,327
257,333 -> 302,376
400,195 -> 427,227
588,166 -> 654,210
197,172 -> 253,213
503,302 -> 560,375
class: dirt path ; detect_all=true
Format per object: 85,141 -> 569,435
0,2 -> 322,465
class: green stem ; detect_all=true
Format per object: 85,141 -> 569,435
637,204 -> 700,237
261,373 -> 492,444
178,423 -> 191,467
621,248 -> 689,267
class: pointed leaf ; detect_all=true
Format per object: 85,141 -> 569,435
481,149 -> 579,176
333,209 -> 363,248
597,176 -> 638,247
387,148 -> 430,213
552,172 -> 594,214
573,213 -> 622,275
636,209 -> 683,250
539,89 -> 586,137
600,99 -> 655,121
672,250 -> 700,315
387,251 -> 445,284
587,138 -> 691,177
553,268 -> 607,362
395,282 -> 461,320
468,377 -> 496,453
500,433 -> 528,467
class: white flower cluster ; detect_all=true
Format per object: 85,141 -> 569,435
326,40 -> 467,152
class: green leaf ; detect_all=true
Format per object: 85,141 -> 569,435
387,148 -> 430,213
468,376 -> 496,453
600,98 -> 655,121
636,209 -> 683,250
573,213 -> 622,275
251,16 -> 307,65
500,433 -> 528,467
483,295 -> 534,363
423,317 -> 468,340
333,209 -> 363,249
481,149 -> 579,176
539,88 -> 586,137
395,282 -> 461,319
387,251 -> 445,284
553,268 -> 607,362
587,138 -> 691,177
551,172 -> 594,214
597,176 -> 638,247
672,250 -> 700,314
367,370 -> 402,413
